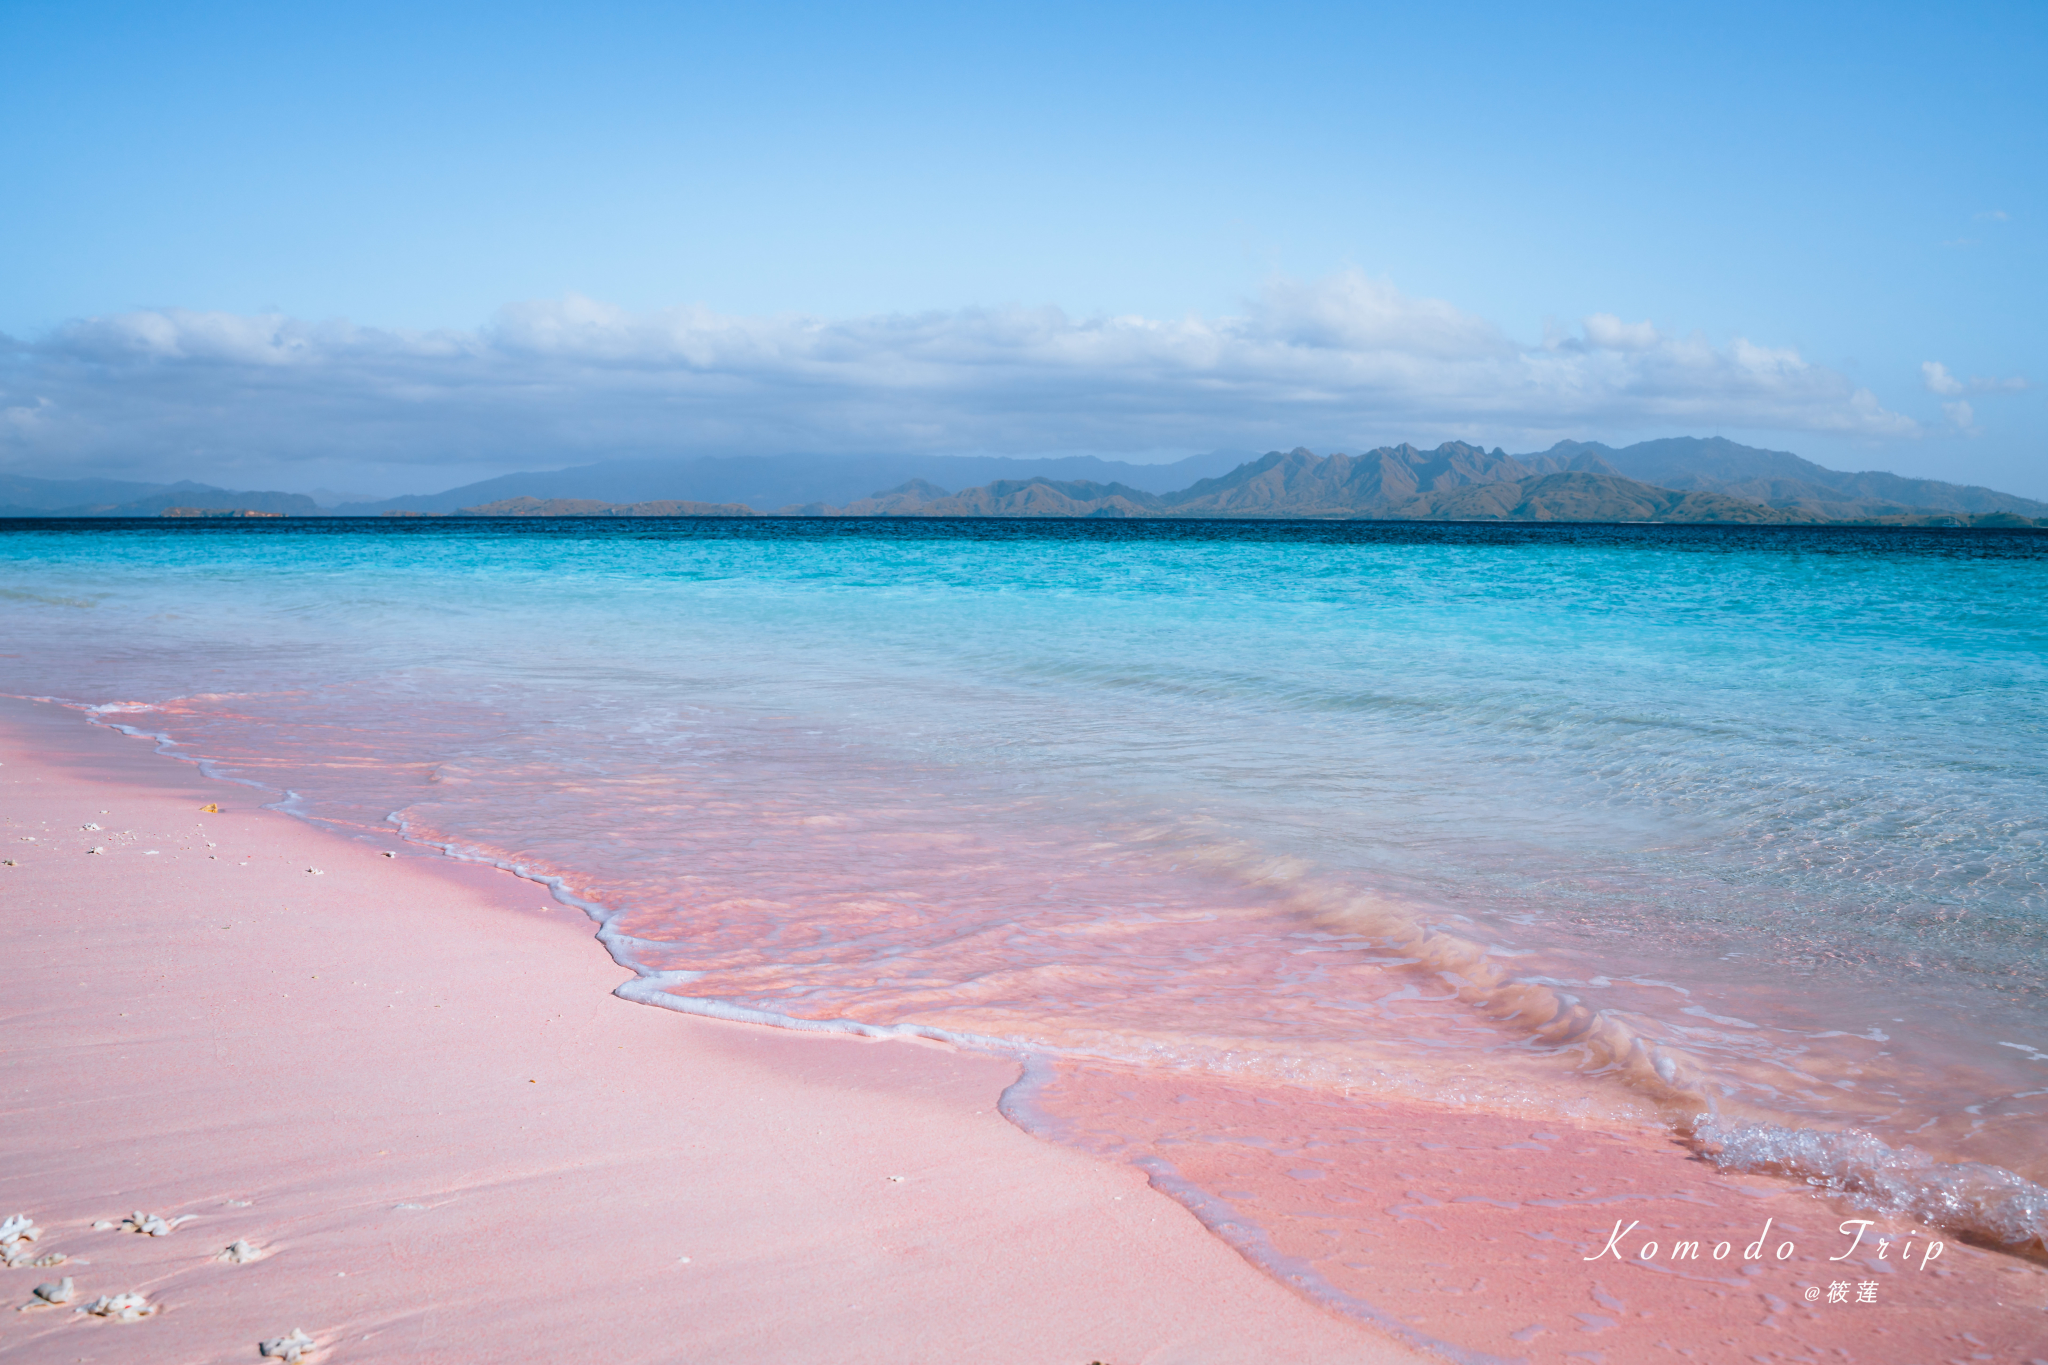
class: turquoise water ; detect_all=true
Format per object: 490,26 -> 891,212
4,518 -> 2044,1247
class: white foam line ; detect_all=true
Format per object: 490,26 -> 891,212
381,814 -> 1035,1055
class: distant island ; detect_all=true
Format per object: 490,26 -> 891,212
6,436 -> 2044,526
447,441 -> 2047,526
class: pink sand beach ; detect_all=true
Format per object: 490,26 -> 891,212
3,698 -> 2043,1364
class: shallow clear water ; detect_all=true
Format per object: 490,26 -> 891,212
5,517 -> 2044,1246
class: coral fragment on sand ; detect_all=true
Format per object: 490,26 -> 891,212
218,1239 -> 265,1263
79,1291 -> 156,1321
261,1326 -> 318,1360
19,1277 -> 75,1309
0,1214 -> 43,1266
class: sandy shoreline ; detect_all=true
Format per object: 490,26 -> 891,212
0,698 -> 1417,1364
4,697 -> 2044,1363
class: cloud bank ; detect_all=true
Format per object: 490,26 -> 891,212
2,271 -> 1918,485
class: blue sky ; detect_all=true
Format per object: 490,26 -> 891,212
2,0 -> 2042,497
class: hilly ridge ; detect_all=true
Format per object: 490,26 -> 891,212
434,437 -> 2048,524
422,440 -> 2048,526
454,442 -> 2040,525
734,446 -> 1821,523
0,473 -> 321,518
1548,437 -> 2048,519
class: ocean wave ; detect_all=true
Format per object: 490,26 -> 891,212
1695,1117 -> 2048,1254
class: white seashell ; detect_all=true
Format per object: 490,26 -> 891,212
218,1239 -> 264,1263
92,1220 -> 117,1230
83,823 -> 101,830
87,847 -> 105,854
261,1326 -> 317,1360
79,1291 -> 156,1321
33,1278 -> 74,1304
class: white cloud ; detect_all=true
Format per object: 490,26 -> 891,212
1975,209 -> 2011,221
1943,399 -> 1978,433
1922,360 -> 1966,395
1241,272 -> 1511,358
1579,314 -> 1661,351
1924,360 -> 2031,398
0,271 -> 1920,482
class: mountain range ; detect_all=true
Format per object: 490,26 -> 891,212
0,474 -> 321,519
1563,437 -> 2048,518
3,438 -> 2043,525
457,439 -> 2048,525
